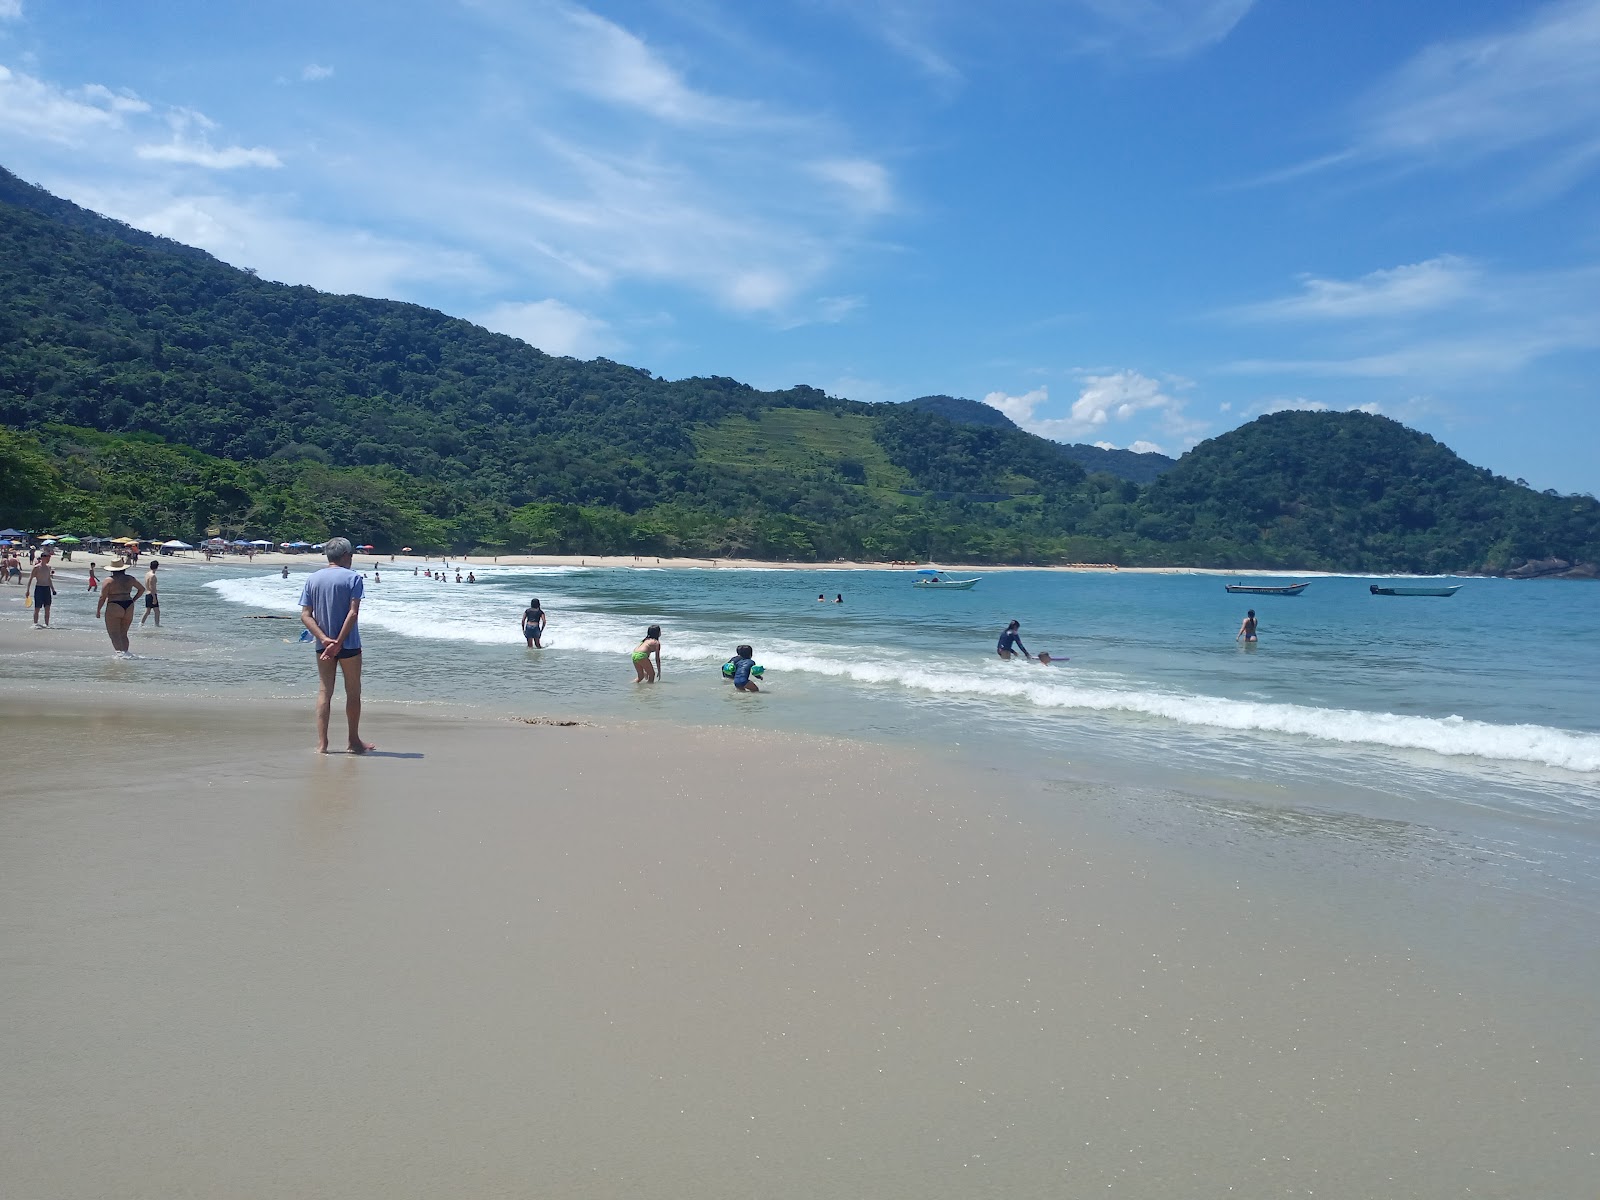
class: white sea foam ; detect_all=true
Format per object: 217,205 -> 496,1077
207,574 -> 1600,774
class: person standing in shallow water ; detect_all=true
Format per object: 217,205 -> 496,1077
1237,609 -> 1258,643
298,537 -> 375,755
96,558 -> 144,653
140,559 -> 161,626
521,597 -> 547,648
996,619 -> 1031,661
631,624 -> 662,683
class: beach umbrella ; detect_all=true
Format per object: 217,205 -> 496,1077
401,546 -> 412,552
57,535 -> 82,545
0,528 -> 22,537
251,540 -> 272,546
357,543 -> 375,551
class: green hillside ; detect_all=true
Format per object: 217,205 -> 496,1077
1,166 -> 1595,573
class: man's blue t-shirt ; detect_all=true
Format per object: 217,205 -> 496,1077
299,566 -> 364,649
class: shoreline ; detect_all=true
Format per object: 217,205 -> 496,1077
3,691 -> 1598,1196
20,549 -> 1496,579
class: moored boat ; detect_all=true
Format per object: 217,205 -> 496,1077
1223,582 -> 1309,595
912,569 -> 980,590
1369,584 -> 1462,597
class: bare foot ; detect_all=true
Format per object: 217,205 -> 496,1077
316,743 -> 330,754
349,740 -> 376,754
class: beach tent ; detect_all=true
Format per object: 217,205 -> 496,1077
162,539 -> 193,550
250,540 -> 272,547
0,528 -> 23,537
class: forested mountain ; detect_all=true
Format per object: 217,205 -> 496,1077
2,166 -> 1595,572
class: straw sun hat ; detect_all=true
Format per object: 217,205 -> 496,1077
109,557 -> 130,572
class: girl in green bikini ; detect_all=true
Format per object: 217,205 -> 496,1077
632,624 -> 662,683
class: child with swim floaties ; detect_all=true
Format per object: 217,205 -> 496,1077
632,625 -> 662,683
723,644 -> 763,692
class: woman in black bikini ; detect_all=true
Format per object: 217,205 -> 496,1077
95,557 -> 146,653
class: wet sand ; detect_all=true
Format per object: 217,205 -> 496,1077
2,693 -> 1596,1198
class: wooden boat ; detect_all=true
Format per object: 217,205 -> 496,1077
1369,584 -> 1462,597
1224,582 -> 1309,595
912,569 -> 980,590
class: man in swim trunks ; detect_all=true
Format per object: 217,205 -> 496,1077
27,549 -> 55,627
140,559 -> 161,626
299,537 -> 375,754
996,619 -> 1032,660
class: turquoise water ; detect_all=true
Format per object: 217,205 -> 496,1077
8,561 -> 1600,903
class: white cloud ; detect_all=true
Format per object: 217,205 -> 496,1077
1127,439 -> 1166,454
1069,0 -> 1257,59
464,0 -> 753,126
809,158 -> 893,214
58,182 -> 494,298
477,298 -> 615,358
1234,256 -> 1479,321
1271,0 -> 1600,194
983,371 -> 1208,448
0,0 -> 22,20
1071,370 -> 1176,427
301,64 -> 334,82
840,0 -> 1254,72
0,67 -> 128,142
136,140 -> 282,169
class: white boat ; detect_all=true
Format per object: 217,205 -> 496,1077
912,569 -> 980,590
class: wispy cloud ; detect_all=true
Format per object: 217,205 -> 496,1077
462,0 -> 760,126
1,0 -> 896,327
1226,259 -> 1600,381
0,67 -> 137,142
476,298 -> 615,358
0,66 -> 279,170
136,141 -> 281,169
837,0 -> 1254,75
0,0 -> 21,21
301,64 -> 334,82
1229,256 -> 1479,321
1268,0 -> 1600,195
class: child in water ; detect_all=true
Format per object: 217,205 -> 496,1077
632,624 -> 662,683
726,644 -> 760,693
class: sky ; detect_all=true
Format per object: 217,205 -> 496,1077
1,0 -> 1597,493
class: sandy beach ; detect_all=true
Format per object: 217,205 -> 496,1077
2,686 -> 1596,1198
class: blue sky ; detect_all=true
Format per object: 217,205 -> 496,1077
1,0 -> 1596,492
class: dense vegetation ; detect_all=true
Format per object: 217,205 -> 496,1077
2,166 -> 1596,572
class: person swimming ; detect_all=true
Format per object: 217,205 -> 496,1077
996,620 -> 1032,661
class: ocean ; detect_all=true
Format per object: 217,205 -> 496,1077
8,560 -> 1600,912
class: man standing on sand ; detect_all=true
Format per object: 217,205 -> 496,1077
140,559 -> 161,626
298,537 -> 375,755
27,549 -> 55,627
